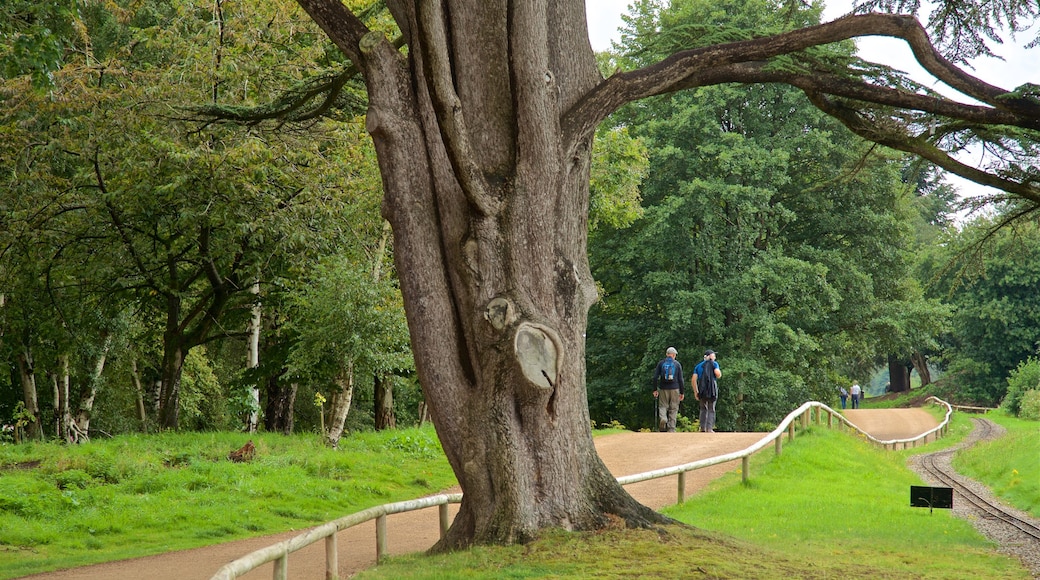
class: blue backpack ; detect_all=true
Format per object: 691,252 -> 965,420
661,358 -> 676,382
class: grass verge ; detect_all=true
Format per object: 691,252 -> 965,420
0,427 -> 456,579
954,410 -> 1040,517
358,413 -> 1032,579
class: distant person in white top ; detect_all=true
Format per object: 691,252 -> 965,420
850,383 -> 862,409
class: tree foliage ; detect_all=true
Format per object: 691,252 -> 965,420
0,0 -> 397,433
585,0 -> 955,431
925,216 -> 1040,404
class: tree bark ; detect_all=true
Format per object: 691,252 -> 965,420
910,351 -> 932,387
16,347 -> 43,441
289,0 -> 1040,548
157,338 -> 187,429
325,363 -> 354,448
73,334 -> 111,440
293,0 -> 667,546
263,374 -> 297,435
55,355 -> 72,442
888,354 -> 911,393
247,279 -> 262,433
131,359 -> 148,432
374,373 -> 395,430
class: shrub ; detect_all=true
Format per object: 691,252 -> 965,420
1019,389 -> 1040,421
1002,358 -> 1040,416
54,469 -> 94,490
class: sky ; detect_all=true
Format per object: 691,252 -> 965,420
584,0 -> 1039,205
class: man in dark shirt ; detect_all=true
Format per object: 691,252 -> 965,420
652,347 -> 684,432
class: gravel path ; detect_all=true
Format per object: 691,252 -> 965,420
907,418 -> 1040,578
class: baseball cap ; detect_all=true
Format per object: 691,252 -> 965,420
704,349 -> 716,356
666,347 -> 677,355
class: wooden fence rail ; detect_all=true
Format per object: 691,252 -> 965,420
210,397 -> 953,580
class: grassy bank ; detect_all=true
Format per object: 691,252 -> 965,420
2,410 -> 1035,579
359,412 -> 1033,579
0,427 -> 456,579
955,411 -> 1040,518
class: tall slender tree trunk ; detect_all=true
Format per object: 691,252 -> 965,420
55,355 -> 71,442
325,363 -> 354,448
72,335 -> 111,439
16,347 -> 42,441
131,359 -> 148,432
246,279 -> 262,433
372,222 -> 396,431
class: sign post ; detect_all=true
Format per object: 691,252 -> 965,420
910,485 -> 953,514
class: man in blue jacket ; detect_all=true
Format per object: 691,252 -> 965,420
693,350 -> 722,433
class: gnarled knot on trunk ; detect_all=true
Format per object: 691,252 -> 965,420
484,296 -> 516,330
359,31 -> 385,54
514,322 -> 561,396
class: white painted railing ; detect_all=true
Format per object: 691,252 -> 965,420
210,397 -> 952,580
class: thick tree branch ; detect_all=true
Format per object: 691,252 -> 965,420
567,13 -> 1040,139
563,12 -> 1039,202
414,1 -> 498,216
696,62 -> 1040,131
293,0 -> 370,66
806,92 -> 1040,204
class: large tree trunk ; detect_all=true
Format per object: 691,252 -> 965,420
157,341 -> 187,429
296,0 -> 666,549
910,351 -> 931,387
888,354 -> 911,393
263,373 -> 297,435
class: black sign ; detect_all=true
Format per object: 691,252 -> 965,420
910,486 -> 953,510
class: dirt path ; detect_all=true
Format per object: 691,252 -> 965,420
18,409 -> 936,580
842,408 -> 939,441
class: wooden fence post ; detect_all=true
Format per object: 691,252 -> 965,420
274,554 -> 288,580
376,515 -> 387,562
439,503 -> 450,537
325,533 -> 338,580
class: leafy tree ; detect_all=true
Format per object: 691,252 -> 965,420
0,0 -> 77,87
283,255 -> 411,447
587,0 -> 942,431
928,217 -> 1040,404
1,0 -> 385,433
279,0 -> 1040,546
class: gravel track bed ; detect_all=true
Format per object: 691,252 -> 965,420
907,419 -> 1040,578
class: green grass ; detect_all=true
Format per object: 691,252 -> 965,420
954,410 -> 1040,518
0,427 -> 456,579
2,413 -> 1036,580
359,413 -> 1034,579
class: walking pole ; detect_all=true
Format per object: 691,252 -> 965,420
653,393 -> 659,431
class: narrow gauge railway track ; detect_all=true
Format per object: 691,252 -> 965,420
918,418 -> 1040,543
